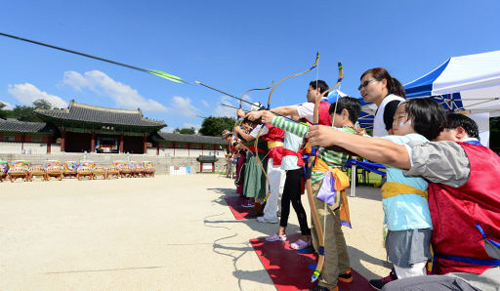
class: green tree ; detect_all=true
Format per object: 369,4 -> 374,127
174,127 -> 196,135
0,102 -> 8,119
3,99 -> 54,122
9,105 -> 39,122
199,116 -> 235,136
33,99 -> 52,110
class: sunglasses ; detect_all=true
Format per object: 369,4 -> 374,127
358,79 -> 376,90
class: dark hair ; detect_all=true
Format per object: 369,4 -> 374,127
329,96 -> 362,124
242,118 -> 260,129
404,98 -> 446,140
361,67 -> 406,98
309,80 -> 330,96
445,113 -> 480,140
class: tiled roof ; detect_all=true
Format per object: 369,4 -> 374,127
34,101 -> 166,128
156,132 -> 226,145
0,118 -> 54,133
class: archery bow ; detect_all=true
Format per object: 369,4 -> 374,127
195,81 -> 299,124
234,83 -> 274,129
329,62 -> 344,125
257,53 -> 320,205
306,61 -> 343,283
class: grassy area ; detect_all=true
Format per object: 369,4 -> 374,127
344,168 -> 385,188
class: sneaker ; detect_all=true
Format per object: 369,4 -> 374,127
241,200 -> 254,208
265,233 -> 287,242
338,268 -> 353,283
257,216 -> 279,224
369,270 -> 397,290
310,285 -> 339,291
290,238 -> 311,250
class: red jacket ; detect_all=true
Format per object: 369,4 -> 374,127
303,101 -> 332,126
319,101 -> 332,126
429,142 -> 500,275
261,125 -> 284,166
260,125 -> 285,142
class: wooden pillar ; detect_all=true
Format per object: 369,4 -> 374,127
47,136 -> 52,154
21,134 -> 25,151
91,132 -> 96,152
143,134 -> 147,154
187,144 -> 191,157
60,130 -> 66,152
173,143 -> 176,157
120,134 -> 124,153
156,143 -> 160,156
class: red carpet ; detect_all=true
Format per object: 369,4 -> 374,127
224,195 -> 259,220
250,233 -> 373,291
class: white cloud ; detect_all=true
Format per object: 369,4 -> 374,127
198,94 -> 258,118
170,96 -> 199,117
213,95 -> 245,117
240,94 -> 253,109
214,104 -> 235,117
182,123 -> 201,131
160,127 -> 175,133
7,83 -> 68,108
62,70 -> 168,112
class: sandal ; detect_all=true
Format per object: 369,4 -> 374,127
290,238 -> 311,250
265,233 -> 287,242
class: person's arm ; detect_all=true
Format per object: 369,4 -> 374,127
259,109 -> 309,138
403,140 -> 470,187
236,108 -> 246,118
234,126 -> 255,142
295,102 -> 314,123
245,105 -> 300,121
307,125 -> 411,169
235,143 -> 250,151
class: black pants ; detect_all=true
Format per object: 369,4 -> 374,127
280,168 -> 310,236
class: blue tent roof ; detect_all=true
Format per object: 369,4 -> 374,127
405,58 -> 450,98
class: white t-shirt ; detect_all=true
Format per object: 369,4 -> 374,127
372,94 -> 405,137
295,98 -> 329,123
249,125 -> 269,138
281,132 -> 303,171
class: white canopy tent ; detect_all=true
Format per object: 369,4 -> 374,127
404,50 -> 500,146
405,50 -> 500,117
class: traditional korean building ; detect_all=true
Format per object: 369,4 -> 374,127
0,101 -> 227,156
34,101 -> 165,154
154,132 -> 225,157
0,118 -> 55,154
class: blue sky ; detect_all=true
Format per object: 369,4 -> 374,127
1,0 -> 499,132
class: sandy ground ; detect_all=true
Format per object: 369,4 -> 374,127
0,174 -> 390,290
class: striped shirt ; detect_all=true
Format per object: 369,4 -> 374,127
271,116 -> 352,183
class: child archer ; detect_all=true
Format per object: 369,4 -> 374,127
261,96 -> 362,291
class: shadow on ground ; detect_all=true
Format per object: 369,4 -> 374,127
346,185 -> 383,202
203,210 -> 275,290
347,245 -> 392,280
207,187 -> 236,197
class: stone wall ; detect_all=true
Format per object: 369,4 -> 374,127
0,142 -> 225,158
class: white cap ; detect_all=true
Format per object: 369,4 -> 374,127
250,102 -> 262,112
